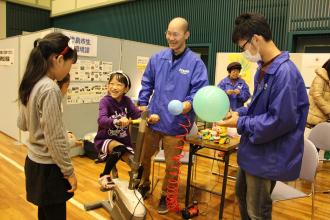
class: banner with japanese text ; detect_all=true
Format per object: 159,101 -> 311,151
62,31 -> 98,57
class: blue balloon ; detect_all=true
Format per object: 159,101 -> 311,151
168,100 -> 183,115
193,86 -> 229,122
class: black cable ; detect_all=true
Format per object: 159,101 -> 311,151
129,189 -> 153,220
190,159 -> 222,217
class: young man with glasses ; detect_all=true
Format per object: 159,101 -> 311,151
137,17 -> 209,214
219,13 -> 309,219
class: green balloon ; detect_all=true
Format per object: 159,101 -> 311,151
193,86 -> 230,122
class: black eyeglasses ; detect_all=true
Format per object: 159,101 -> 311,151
239,38 -> 251,51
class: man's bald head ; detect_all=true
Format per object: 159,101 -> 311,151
168,17 -> 189,32
166,17 -> 190,55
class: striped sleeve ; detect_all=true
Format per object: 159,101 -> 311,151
17,104 -> 28,131
38,88 -> 74,177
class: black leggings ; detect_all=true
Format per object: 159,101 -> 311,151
100,145 -> 129,177
38,203 -> 66,220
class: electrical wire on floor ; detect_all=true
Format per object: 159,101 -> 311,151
166,114 -> 191,212
190,159 -> 222,217
130,189 -> 154,220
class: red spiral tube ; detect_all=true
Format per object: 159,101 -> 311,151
166,114 -> 191,212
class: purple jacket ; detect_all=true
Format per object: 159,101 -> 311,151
94,95 -> 141,152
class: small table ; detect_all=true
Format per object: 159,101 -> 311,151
185,136 -> 240,220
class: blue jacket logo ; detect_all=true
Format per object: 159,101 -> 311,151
179,68 -> 190,75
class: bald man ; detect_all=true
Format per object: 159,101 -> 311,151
137,17 -> 209,214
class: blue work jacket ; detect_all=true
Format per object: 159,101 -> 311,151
236,52 -> 309,181
138,48 -> 209,135
217,77 -> 250,110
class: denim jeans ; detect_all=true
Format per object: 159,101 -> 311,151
236,168 -> 276,220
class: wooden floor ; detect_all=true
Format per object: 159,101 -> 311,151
0,131 -> 329,220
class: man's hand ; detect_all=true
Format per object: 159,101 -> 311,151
147,114 -> 160,124
182,101 -> 192,114
217,111 -> 239,128
66,173 -> 77,193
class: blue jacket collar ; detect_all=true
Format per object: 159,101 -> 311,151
161,47 -> 191,60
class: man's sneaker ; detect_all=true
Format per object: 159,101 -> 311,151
138,185 -> 150,198
158,195 -> 168,214
98,175 -> 115,192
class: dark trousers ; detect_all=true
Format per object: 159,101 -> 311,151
38,203 -> 66,220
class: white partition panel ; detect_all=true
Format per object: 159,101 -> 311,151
0,36 -> 20,139
19,29 -> 54,82
2,28 -> 166,140
290,53 -> 330,87
121,40 -> 165,100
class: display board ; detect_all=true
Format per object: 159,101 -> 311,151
57,29 -> 122,138
121,39 -> 165,100
1,28 -> 166,140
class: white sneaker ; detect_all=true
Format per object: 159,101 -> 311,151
98,175 -> 115,192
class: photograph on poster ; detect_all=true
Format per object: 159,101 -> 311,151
71,59 -> 113,82
66,83 -> 108,104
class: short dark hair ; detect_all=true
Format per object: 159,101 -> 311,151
232,13 -> 272,44
322,58 -> 330,79
227,62 -> 242,72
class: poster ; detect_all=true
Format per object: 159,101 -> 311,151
136,56 -> 149,75
215,53 -> 257,92
71,59 -> 113,82
66,83 -> 108,104
0,49 -> 14,65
